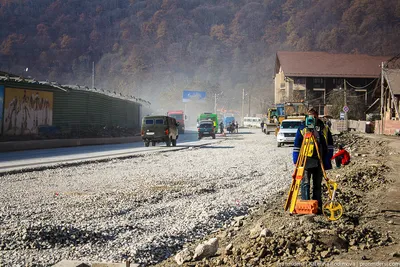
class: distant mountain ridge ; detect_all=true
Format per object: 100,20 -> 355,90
0,0 -> 398,111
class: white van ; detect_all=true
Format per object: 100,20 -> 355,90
243,117 -> 261,128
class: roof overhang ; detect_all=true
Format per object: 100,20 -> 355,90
285,73 -> 380,78
276,51 -> 390,79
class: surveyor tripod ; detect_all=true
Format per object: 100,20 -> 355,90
284,131 -> 343,221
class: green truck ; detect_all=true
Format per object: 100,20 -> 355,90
197,113 -> 218,127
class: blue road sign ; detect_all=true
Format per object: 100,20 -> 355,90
183,90 -> 206,103
343,106 -> 349,113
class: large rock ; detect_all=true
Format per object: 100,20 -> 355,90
260,228 -> 273,237
193,238 -> 219,261
249,228 -> 259,239
225,243 -> 233,255
174,248 -> 192,265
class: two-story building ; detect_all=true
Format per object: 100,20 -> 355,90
377,56 -> 400,134
274,51 -> 390,118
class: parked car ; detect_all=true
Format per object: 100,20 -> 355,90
198,120 -> 216,139
276,119 -> 304,147
141,115 -> 179,147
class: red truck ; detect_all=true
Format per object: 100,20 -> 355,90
167,110 -> 185,134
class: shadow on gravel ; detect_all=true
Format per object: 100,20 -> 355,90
199,146 -> 234,149
1,224 -> 115,250
131,207 -> 251,266
278,144 -> 294,148
228,131 -> 254,135
132,233 -> 189,265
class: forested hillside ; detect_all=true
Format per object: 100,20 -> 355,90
0,0 -> 399,111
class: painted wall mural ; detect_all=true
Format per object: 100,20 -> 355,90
3,88 -> 53,135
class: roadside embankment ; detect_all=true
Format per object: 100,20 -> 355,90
0,136 -> 143,152
154,132 -> 400,266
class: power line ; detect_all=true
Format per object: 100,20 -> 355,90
345,78 -> 378,89
306,80 -> 380,103
306,88 -> 338,102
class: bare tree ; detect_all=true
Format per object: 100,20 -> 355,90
326,90 -> 366,120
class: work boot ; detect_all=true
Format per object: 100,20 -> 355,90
316,208 -> 323,215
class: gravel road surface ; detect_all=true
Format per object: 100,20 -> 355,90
0,129 -> 293,266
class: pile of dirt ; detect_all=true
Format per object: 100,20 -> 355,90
154,133 -> 400,266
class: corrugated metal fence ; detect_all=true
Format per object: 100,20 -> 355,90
1,73 -> 143,139
53,89 -> 141,134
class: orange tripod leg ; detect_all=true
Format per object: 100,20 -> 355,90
288,166 -> 304,213
284,135 -> 310,212
284,171 -> 299,211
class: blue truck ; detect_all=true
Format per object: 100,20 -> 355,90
223,116 -> 235,126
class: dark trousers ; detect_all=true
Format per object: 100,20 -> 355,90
301,167 -> 323,211
335,156 -> 349,168
334,156 -> 343,168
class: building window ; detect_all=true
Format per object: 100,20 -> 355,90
294,77 -> 306,85
333,78 -> 344,88
313,78 -> 325,88
293,77 -> 306,91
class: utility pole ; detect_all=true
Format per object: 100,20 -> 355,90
248,93 -> 251,117
214,93 -> 217,114
241,88 -> 244,126
92,61 -> 95,89
380,62 -> 384,134
344,79 -> 348,130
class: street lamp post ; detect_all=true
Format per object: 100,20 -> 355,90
92,61 -> 95,89
214,91 -> 223,114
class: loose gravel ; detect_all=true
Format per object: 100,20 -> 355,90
0,129 -> 293,266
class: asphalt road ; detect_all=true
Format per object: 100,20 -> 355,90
0,129 -> 221,173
